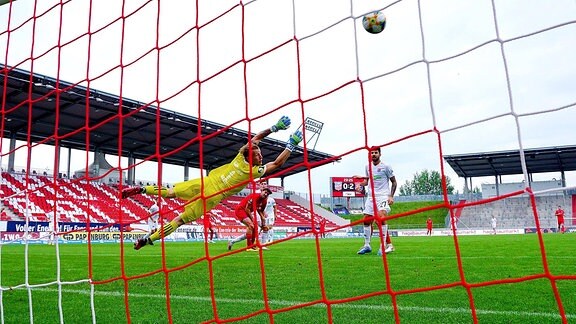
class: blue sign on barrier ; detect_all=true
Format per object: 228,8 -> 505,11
6,221 -> 123,232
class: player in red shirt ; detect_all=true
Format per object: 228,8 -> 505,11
555,205 -> 566,234
319,218 -> 327,238
426,217 -> 433,236
204,214 -> 217,243
234,188 -> 272,251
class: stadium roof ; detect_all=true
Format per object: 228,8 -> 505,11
443,145 -> 576,178
1,64 -> 337,178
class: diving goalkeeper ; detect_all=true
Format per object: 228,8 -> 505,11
122,116 -> 303,250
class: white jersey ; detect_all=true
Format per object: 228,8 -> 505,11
47,211 -> 57,232
46,211 -> 57,244
491,217 -> 497,228
264,197 -> 276,226
450,219 -> 458,230
148,203 -> 160,232
365,161 -> 394,197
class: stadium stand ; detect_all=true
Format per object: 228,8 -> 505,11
1,171 -> 338,229
4,170 -> 571,232
2,172 -> 144,224
457,195 -> 569,229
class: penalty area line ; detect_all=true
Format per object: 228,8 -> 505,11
30,287 -> 573,320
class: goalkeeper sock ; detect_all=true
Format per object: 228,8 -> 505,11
144,185 -> 169,197
149,220 -> 179,242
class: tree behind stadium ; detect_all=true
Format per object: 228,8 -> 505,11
399,169 -> 455,195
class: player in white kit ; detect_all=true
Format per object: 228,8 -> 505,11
47,210 -> 57,245
147,202 -> 161,234
261,193 -> 277,247
355,147 -> 397,256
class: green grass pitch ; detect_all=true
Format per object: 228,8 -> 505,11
1,234 -> 575,323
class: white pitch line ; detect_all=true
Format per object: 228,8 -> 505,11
2,251 -> 576,261
25,287 -> 574,320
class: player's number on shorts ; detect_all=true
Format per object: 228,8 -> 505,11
377,200 -> 389,209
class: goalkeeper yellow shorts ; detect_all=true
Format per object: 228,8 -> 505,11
173,178 -> 225,223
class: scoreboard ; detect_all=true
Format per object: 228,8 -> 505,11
330,177 -> 365,197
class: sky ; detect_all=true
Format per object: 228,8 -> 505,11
1,0 -> 576,197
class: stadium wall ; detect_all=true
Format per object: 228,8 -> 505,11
287,194 -> 349,226
481,180 -> 564,198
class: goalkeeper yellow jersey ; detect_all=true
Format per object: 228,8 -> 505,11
171,151 -> 266,222
208,151 -> 266,197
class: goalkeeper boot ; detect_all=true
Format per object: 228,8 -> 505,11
357,246 -> 372,255
134,235 -> 153,250
227,240 -> 234,251
122,186 -> 142,199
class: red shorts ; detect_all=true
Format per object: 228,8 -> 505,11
235,208 -> 250,222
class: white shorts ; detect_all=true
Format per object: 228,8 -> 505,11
265,217 -> 275,227
363,196 -> 391,216
149,222 -> 159,233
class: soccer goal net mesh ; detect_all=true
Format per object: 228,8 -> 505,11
1,0 -> 576,323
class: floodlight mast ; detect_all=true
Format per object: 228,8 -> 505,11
300,117 -> 323,151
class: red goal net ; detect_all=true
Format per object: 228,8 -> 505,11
2,1 -> 576,323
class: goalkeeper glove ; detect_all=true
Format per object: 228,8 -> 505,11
270,116 -> 291,132
285,130 -> 303,152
